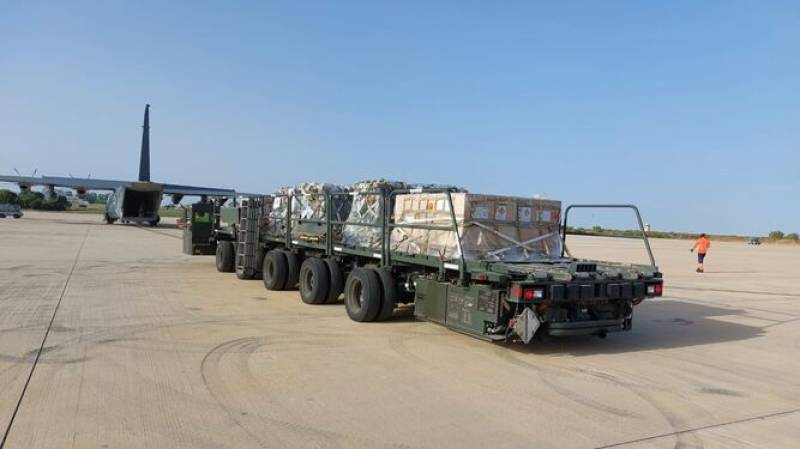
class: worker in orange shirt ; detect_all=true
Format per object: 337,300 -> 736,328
690,233 -> 711,273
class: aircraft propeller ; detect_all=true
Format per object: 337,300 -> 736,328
12,168 -> 38,190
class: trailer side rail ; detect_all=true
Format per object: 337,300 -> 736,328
258,188 -> 468,281
560,204 -> 657,270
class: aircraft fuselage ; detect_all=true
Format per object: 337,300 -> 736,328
106,183 -> 162,226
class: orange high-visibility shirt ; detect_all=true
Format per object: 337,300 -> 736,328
695,237 -> 711,254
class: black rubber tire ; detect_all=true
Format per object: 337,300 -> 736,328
104,214 -> 113,224
282,250 -> 301,290
375,267 -> 396,321
299,258 -> 331,305
215,241 -> 235,273
0,214 -> 5,219
344,267 -> 383,322
13,214 -> 21,219
252,248 -> 265,280
325,258 -> 344,303
262,250 -> 288,290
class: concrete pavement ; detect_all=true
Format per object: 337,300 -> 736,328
1,211 -> 798,448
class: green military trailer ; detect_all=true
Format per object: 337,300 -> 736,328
210,201 -> 241,272
182,198 -> 239,256
217,181 -> 663,343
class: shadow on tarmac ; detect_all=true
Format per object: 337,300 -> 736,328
14,215 -> 180,230
506,298 -> 765,356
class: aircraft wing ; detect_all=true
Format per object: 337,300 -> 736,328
0,175 -> 128,191
1,175 -> 235,197
161,183 -> 235,197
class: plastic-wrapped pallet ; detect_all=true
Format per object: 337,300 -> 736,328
341,180 -> 408,249
291,182 -> 352,242
265,186 -> 293,237
341,180 -> 466,249
390,192 -> 562,261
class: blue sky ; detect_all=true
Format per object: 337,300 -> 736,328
1,1 -> 798,235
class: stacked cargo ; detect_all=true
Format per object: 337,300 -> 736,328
266,182 -> 352,242
390,192 -> 562,261
265,187 -> 291,237
341,179 -> 407,249
341,180 -> 466,249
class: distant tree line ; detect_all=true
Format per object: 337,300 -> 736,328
0,189 -> 69,211
568,225 -> 799,243
567,225 -> 701,240
768,231 -> 799,241
83,192 -> 109,204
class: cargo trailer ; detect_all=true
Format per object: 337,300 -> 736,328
213,181 -> 663,343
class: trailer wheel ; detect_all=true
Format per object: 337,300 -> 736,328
344,267 -> 382,322
262,250 -> 288,290
375,267 -> 396,321
325,258 -> 344,303
299,258 -> 330,304
216,241 -> 235,273
252,248 -> 265,280
282,250 -> 300,290
13,214 -> 21,219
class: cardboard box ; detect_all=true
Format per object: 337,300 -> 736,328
390,193 -> 561,261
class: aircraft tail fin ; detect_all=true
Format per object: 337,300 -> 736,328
138,104 -> 151,182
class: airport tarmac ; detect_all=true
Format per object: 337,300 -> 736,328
1,211 -> 799,449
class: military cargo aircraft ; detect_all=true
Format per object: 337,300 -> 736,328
0,105 -> 234,226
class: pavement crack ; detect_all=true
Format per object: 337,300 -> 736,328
0,226 -> 90,449
595,408 -> 800,449
668,285 -> 800,299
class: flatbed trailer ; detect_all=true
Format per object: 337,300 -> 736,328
214,185 -> 664,343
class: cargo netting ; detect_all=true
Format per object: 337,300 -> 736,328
340,180 -> 407,249
267,182 -> 352,242
340,180 -> 465,250
390,192 -> 563,262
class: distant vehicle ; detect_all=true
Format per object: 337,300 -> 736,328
748,237 -> 761,245
0,203 -> 23,219
70,198 -> 90,208
0,105 -> 234,226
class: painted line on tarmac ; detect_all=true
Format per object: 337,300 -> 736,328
668,285 -> 800,298
0,226 -> 90,449
595,407 -> 800,448
662,294 -> 800,319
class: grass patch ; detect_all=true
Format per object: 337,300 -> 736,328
62,204 -> 106,214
